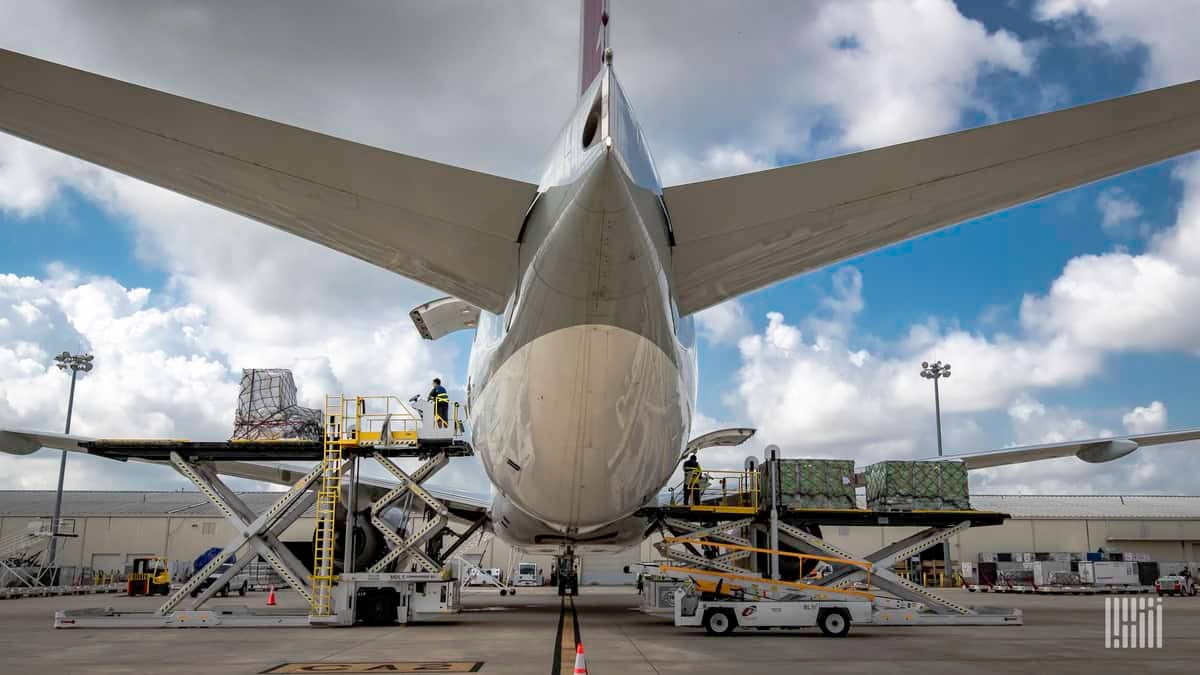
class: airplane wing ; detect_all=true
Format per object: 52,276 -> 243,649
0,428 -> 92,455
0,48 -> 537,313
664,80 -> 1200,315
927,427 -> 1200,470
0,429 -> 490,518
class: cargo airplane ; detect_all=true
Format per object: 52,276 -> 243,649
3,2 -> 1200,566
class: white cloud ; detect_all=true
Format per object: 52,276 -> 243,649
1035,0 -> 1199,88
615,0 -> 1035,183
1020,161 -> 1200,355
657,146 -> 771,185
1007,396 -> 1046,424
801,0 -> 1032,151
1097,187 -> 1144,237
695,299 -> 748,345
1123,401 -> 1167,434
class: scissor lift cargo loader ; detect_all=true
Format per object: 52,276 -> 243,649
54,395 -> 473,628
641,479 -> 1023,627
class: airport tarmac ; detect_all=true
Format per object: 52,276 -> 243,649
0,587 -> 1197,674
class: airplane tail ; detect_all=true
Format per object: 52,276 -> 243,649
578,0 -> 608,96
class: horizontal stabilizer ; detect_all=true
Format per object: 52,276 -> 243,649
665,79 -> 1200,315
0,48 -> 538,312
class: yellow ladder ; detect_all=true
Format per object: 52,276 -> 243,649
311,396 -> 346,617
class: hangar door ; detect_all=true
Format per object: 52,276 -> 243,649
580,554 -> 636,586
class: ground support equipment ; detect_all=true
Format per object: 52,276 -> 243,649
329,572 -> 460,626
641,503 -> 1022,627
55,395 -> 473,628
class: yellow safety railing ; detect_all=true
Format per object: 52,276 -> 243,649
668,468 -> 759,514
663,536 -> 874,596
325,394 -> 464,446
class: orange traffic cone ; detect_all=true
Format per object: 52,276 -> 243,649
267,585 -> 277,606
573,643 -> 587,674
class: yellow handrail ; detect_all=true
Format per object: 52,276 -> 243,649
669,469 -> 759,511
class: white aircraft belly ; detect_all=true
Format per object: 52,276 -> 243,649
472,323 -> 684,534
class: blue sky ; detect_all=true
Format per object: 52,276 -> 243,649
1,0 -> 1198,494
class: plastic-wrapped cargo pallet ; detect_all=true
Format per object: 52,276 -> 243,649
863,460 -> 970,511
764,459 -> 856,509
230,368 -> 323,441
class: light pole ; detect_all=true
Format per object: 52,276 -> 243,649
46,351 -> 93,575
919,360 -> 951,457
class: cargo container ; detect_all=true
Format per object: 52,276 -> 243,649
1079,561 -> 1140,586
1137,561 -> 1160,586
1024,561 -> 1071,586
958,561 -> 977,583
977,562 -> 998,586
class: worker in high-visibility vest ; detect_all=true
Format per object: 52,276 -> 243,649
427,378 -> 450,428
682,453 -> 701,505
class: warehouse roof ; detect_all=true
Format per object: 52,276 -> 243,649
3,491 -> 1200,520
968,494 -> 1200,520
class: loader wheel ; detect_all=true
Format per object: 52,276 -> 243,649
703,608 -> 736,636
238,582 -> 247,597
818,608 -> 851,638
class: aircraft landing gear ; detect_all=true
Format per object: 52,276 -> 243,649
556,548 -> 579,597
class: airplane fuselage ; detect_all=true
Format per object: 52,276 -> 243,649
466,67 -> 698,549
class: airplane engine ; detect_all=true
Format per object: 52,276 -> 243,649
1076,439 -> 1139,464
306,505 -> 388,574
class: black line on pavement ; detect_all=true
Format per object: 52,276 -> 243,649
570,595 -> 581,649
551,596 -> 566,675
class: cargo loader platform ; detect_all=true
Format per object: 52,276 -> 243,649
640,505 -> 1009,529
80,438 -> 473,462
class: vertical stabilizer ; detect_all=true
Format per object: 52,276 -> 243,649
578,0 -> 608,96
